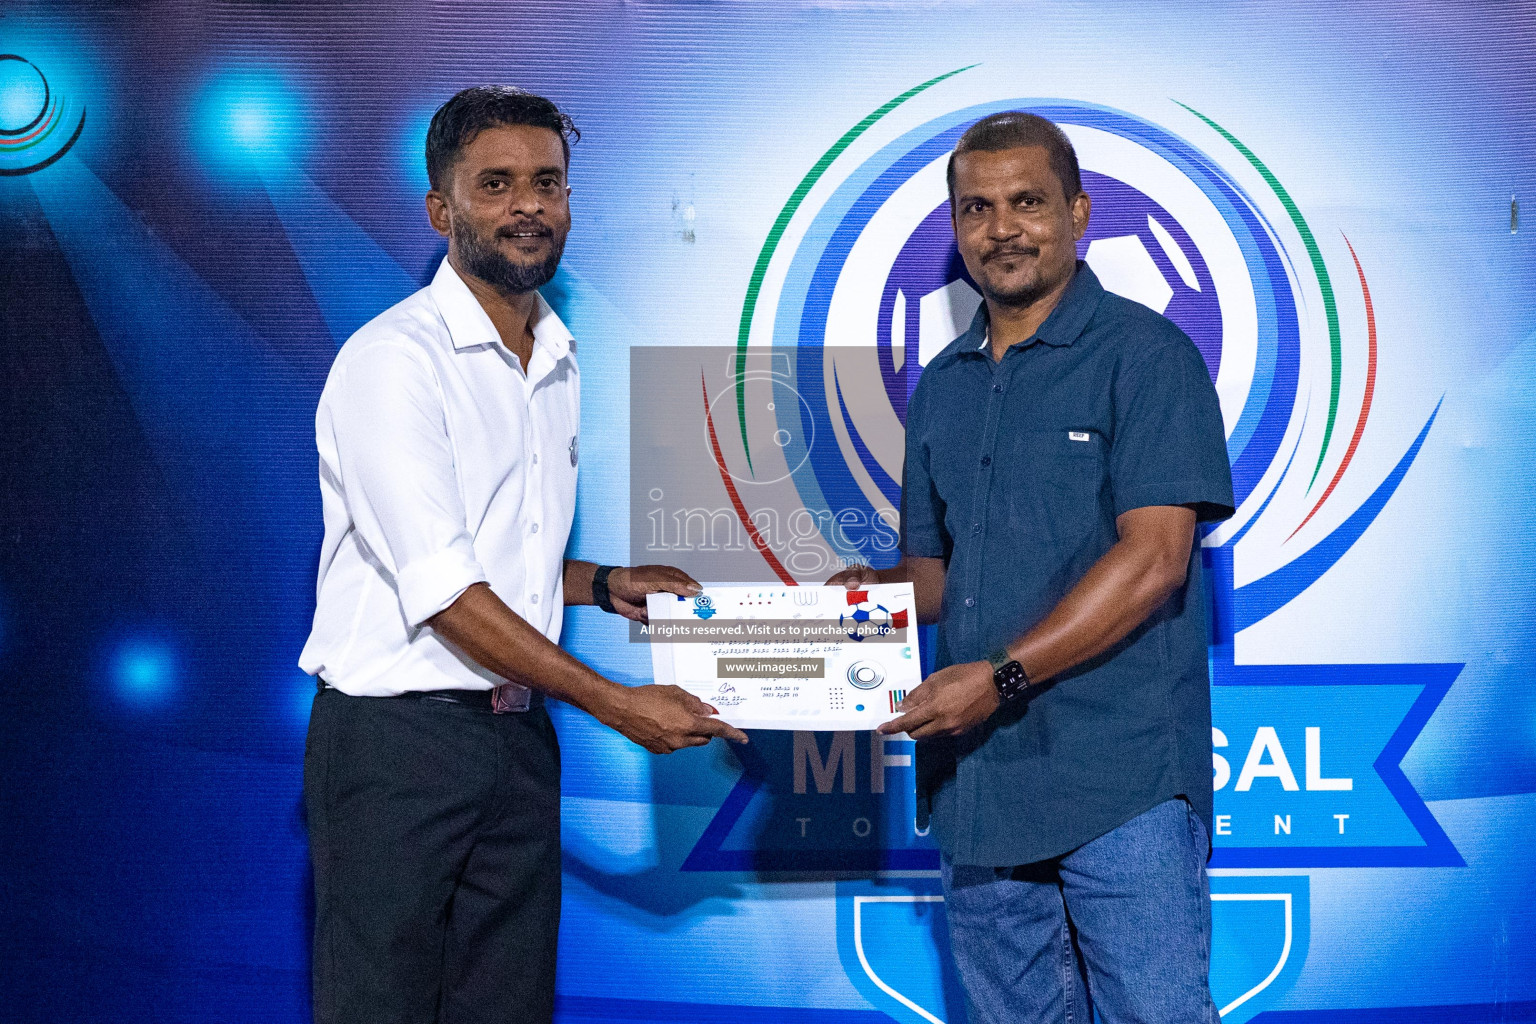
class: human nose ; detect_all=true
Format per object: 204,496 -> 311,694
504,180 -> 545,216
986,208 -> 1023,240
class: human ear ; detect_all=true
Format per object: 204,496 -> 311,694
1071,191 -> 1092,241
426,189 -> 451,238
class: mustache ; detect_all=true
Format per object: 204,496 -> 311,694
983,244 -> 1039,262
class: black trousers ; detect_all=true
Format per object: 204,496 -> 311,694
304,687 -> 561,1024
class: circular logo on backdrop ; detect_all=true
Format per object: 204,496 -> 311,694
0,54 -> 87,175
717,80 -> 1404,622
734,98 -> 1309,566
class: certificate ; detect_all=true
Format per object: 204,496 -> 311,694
644,584 -> 921,731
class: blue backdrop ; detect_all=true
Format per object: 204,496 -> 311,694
1,2 -> 1533,1021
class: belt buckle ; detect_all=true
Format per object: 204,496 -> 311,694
491,684 -> 531,714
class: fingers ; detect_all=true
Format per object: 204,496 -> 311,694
637,565 -> 702,597
878,698 -> 938,736
632,685 -> 750,749
651,716 -> 749,751
825,565 -> 876,588
610,566 -> 702,609
697,717 -> 750,744
903,718 -> 950,741
897,681 -> 933,710
655,576 -> 701,597
614,597 -> 647,622
875,680 -> 932,734
648,693 -> 749,749
666,684 -> 714,715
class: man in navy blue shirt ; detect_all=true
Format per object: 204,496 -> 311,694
831,112 -> 1234,1023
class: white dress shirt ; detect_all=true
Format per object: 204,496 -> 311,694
299,258 -> 579,697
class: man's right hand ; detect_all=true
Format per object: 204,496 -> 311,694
600,684 -> 749,753
826,564 -> 881,588
827,557 -> 945,625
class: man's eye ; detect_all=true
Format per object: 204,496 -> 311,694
484,179 -> 507,191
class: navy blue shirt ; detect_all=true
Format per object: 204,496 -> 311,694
902,263 -> 1234,867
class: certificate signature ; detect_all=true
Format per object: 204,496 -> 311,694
645,584 -> 921,731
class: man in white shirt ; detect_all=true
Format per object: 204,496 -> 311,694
299,86 -> 746,1024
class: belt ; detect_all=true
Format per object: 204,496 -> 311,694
317,679 -> 539,714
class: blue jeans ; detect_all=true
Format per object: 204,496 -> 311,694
941,798 -> 1218,1024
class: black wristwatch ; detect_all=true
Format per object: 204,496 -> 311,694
986,648 -> 1031,703
591,564 -> 619,614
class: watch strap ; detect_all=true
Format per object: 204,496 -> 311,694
591,564 -> 619,614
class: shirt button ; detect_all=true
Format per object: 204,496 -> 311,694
964,597 -> 976,608
530,593 -> 540,605
980,455 -> 991,467
972,523 -> 981,534
992,384 -> 1003,394
531,522 -> 540,534
533,453 -> 540,465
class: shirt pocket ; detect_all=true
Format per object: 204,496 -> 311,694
1000,428 -> 1110,548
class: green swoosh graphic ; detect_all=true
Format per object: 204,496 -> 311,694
734,65 -> 977,474
2,97 -> 63,154
1177,102 -> 1342,491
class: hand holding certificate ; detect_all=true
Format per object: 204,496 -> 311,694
645,584 -> 921,731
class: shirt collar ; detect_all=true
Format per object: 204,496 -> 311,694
938,260 -> 1104,367
429,257 -> 575,363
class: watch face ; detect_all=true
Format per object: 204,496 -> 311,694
993,660 -> 1030,702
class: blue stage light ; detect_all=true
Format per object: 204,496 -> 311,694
293,671 -> 318,728
196,69 -> 307,173
111,636 -> 177,704
400,106 -> 434,195
0,57 -> 47,131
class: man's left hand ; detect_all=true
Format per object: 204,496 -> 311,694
606,565 -> 702,622
877,660 -> 1000,739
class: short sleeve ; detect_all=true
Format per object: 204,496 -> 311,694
326,343 -> 488,626
1109,337 -> 1235,522
899,377 -> 950,558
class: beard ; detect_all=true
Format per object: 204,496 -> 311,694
978,274 -> 1049,309
974,246 -> 1052,308
452,215 -> 565,295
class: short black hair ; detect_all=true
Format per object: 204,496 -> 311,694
946,112 -> 1082,203
425,86 -> 580,191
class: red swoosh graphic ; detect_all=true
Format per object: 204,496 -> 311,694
1289,235 -> 1378,542
702,373 -> 796,586
0,100 -> 57,145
